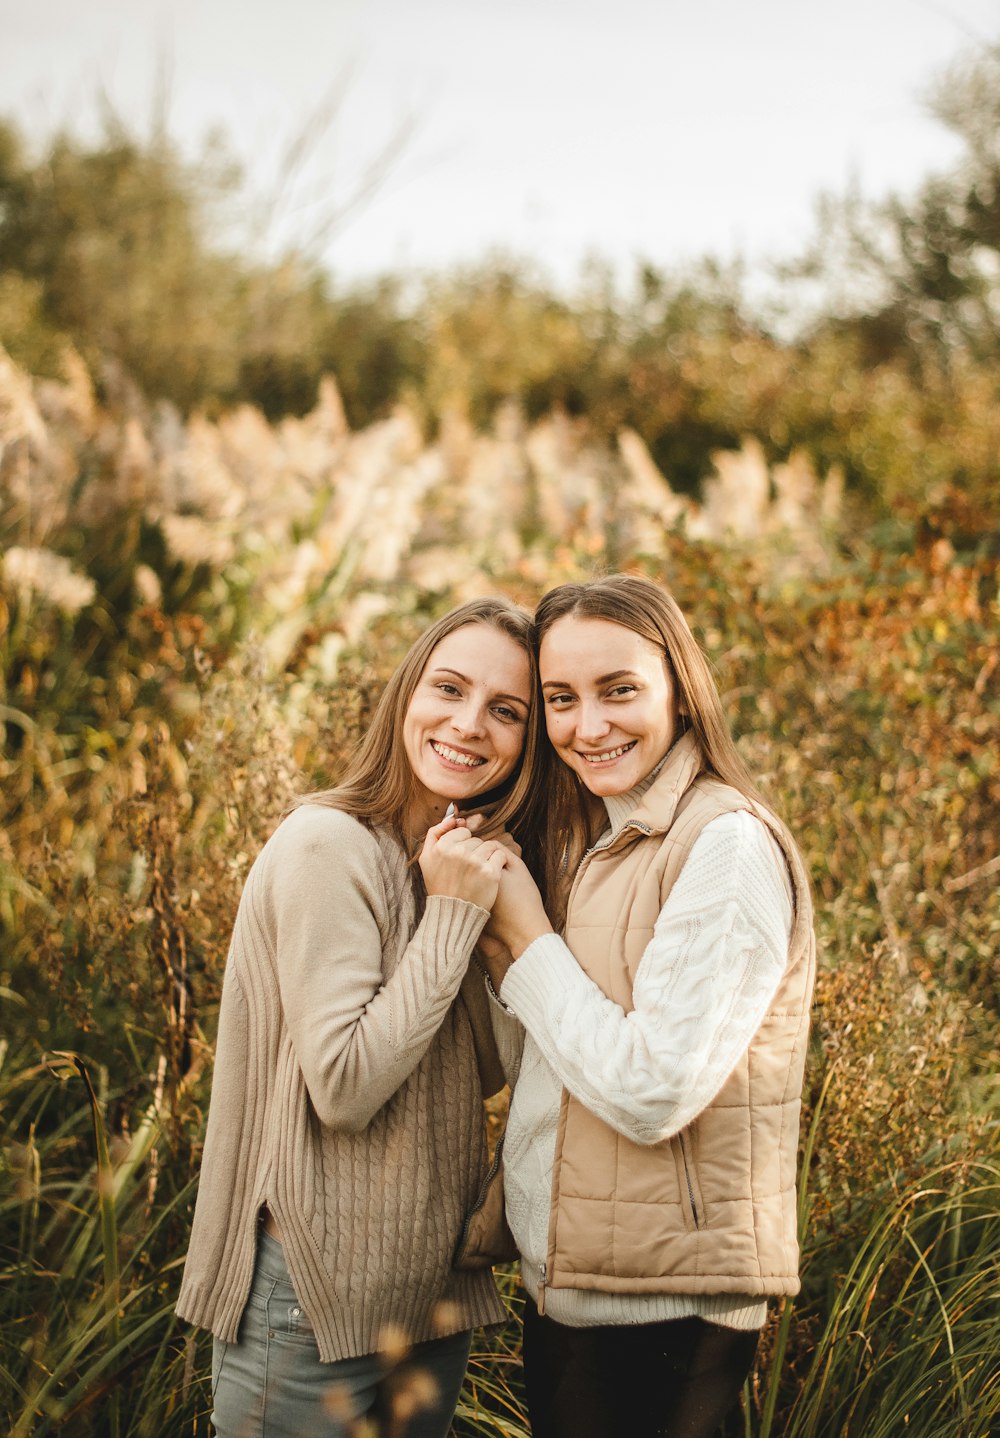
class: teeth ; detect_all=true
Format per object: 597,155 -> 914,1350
431,741 -> 485,767
581,742 -> 635,763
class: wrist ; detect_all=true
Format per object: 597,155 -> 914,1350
508,922 -> 554,961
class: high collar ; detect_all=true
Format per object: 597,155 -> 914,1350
603,755 -> 668,838
598,730 -> 704,849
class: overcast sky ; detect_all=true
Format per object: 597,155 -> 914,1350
2,0 -> 997,289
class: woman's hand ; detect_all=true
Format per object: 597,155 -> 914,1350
419,812 -> 510,911
484,855 -> 553,960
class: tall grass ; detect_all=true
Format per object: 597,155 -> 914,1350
0,1050 -> 210,1436
2,338 -> 998,1434
3,1044 -> 997,1436
454,1273 -> 529,1438
743,1148 -> 1000,1438
782,1157 -> 1000,1437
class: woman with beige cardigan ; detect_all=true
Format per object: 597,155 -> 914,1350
177,597 -> 544,1438
481,576 -> 815,1438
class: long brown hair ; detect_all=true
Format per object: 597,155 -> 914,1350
297,597 -> 545,865
535,574 -> 777,902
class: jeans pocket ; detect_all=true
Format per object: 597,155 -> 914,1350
267,1292 -> 318,1346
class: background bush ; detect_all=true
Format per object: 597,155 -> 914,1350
2,39 -> 998,1438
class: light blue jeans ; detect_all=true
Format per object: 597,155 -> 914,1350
211,1230 -> 473,1438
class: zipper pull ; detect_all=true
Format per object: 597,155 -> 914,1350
537,1263 -> 547,1316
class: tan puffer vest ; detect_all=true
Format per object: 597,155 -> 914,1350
543,731 -> 815,1305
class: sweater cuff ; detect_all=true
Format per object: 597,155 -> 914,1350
499,932 -> 580,1027
421,893 -> 491,962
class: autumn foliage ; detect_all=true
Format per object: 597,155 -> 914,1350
2,43 -> 999,1434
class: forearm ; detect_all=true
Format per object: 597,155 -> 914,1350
285,895 -> 490,1130
267,807 -> 491,1131
500,932 -> 779,1142
499,813 -> 794,1144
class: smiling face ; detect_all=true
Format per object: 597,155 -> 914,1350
539,614 -> 681,798
402,622 -> 533,830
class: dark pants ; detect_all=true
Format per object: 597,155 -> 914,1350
522,1304 -> 759,1438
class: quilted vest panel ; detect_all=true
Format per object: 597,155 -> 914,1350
545,734 -> 815,1299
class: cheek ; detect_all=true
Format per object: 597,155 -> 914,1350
401,713 -> 421,765
403,695 -> 436,752
544,711 -> 572,745
488,721 -> 524,767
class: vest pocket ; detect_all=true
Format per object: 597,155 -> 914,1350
676,1131 -> 704,1231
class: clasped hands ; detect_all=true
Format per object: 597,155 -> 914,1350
419,810 -> 553,991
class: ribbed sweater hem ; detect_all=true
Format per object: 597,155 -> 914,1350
519,1269 -> 766,1330
177,1266 -> 506,1363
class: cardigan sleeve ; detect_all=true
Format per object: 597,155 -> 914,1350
498,811 -> 793,1145
261,805 -> 490,1131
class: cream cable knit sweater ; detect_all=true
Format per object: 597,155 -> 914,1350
176,803 -> 506,1361
495,796 -> 793,1330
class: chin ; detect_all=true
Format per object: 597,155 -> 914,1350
594,779 -> 632,796
576,763 -> 639,795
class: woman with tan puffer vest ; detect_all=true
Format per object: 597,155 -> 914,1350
479,575 -> 815,1438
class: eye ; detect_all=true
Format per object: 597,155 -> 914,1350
546,692 -> 576,708
491,703 -> 523,723
608,684 -> 638,698
436,682 -> 462,697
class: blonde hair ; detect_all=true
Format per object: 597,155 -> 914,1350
297,598 -> 545,865
535,574 -> 775,903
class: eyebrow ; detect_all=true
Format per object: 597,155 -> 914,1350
541,669 -> 639,690
431,668 -> 530,708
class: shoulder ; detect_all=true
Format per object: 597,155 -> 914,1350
688,775 -> 750,815
684,781 -> 785,862
700,808 -> 765,841
691,811 -> 793,907
242,805 -> 409,933
266,803 -> 378,857
699,811 -> 776,851
696,808 -> 778,856
669,809 -> 785,884
256,804 -> 387,890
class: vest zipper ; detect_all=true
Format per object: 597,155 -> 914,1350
548,817 -> 659,1311
585,818 -> 653,859
537,1263 -> 547,1315
678,1133 -> 701,1229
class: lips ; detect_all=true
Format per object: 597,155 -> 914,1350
577,740 -> 637,764
429,739 -> 487,769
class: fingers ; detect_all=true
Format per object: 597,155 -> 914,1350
435,826 -> 504,858
482,844 -> 510,874
425,811 -> 462,842
424,808 -> 486,844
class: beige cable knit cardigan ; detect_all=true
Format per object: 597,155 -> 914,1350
176,804 -> 507,1361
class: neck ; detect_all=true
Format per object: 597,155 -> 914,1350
405,786 -> 465,847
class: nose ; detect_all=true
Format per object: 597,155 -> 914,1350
450,698 -> 486,738
575,698 -> 612,745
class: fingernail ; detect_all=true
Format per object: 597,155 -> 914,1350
444,803 -> 456,819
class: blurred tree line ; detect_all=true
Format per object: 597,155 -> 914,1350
3,46 -> 999,1438
1,43 -> 998,544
